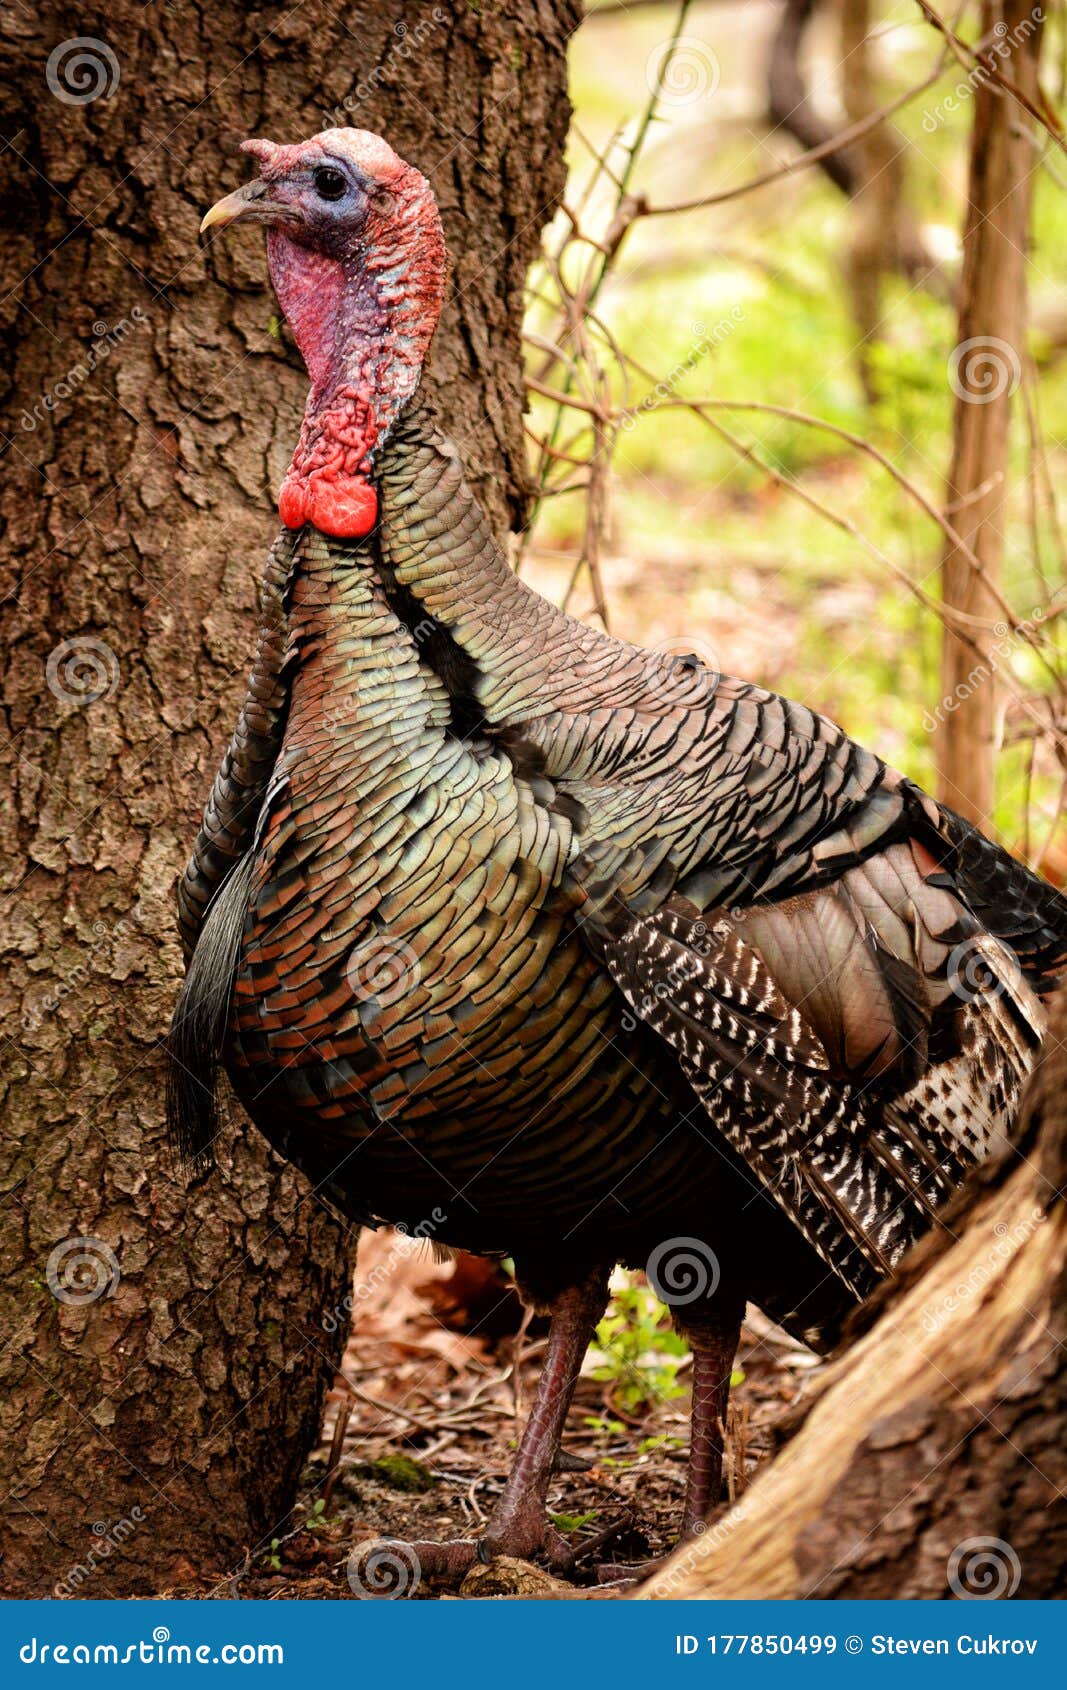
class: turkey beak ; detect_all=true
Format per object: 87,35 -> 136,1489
200,180 -> 293,237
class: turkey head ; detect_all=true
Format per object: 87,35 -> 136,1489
201,129 -> 447,540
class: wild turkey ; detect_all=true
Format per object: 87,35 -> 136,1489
170,128 -> 1067,1582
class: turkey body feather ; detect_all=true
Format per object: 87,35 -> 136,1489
171,396 -> 1063,1344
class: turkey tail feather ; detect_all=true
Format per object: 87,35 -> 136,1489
166,851 -> 255,1172
935,798 -> 1067,989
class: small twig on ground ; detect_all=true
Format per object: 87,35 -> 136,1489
322,1392 -> 352,1510
335,1372 -> 441,1435
511,1302 -> 535,1422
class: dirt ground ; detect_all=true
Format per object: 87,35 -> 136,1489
202,1233 -> 821,1601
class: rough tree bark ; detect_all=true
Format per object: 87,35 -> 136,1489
0,0 -> 578,1597
936,1 -> 1044,826
641,991 -> 1067,1600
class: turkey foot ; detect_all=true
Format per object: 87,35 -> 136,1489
360,1268 -> 609,1589
597,1295 -> 743,1585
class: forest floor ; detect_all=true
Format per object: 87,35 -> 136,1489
203,1235 -> 822,1601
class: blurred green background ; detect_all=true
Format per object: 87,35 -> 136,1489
522,0 -> 1067,865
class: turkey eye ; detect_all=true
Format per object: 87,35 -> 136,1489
313,167 -> 347,202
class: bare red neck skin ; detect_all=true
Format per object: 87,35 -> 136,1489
265,169 -> 446,541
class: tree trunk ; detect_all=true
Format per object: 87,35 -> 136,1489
767,0 -> 862,196
640,993 -> 1067,1601
0,0 -> 577,1597
768,0 -> 943,308
935,1 -> 1044,826
840,0 -> 911,404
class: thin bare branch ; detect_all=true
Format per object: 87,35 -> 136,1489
641,58 -> 948,215
914,0 -> 1066,152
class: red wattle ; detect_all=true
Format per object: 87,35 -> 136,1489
278,480 -> 308,530
309,479 -> 378,538
278,475 -> 378,540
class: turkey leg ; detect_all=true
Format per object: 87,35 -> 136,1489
599,1292 -> 743,1583
676,1296 -> 744,1534
375,1266 -> 609,1582
480,1267 -> 609,1565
